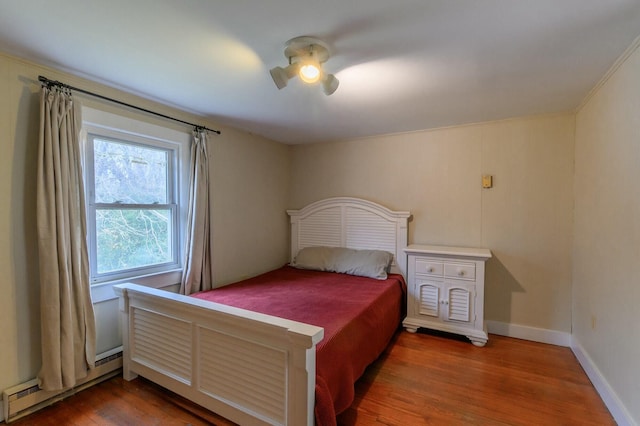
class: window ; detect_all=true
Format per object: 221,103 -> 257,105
86,135 -> 179,282
82,108 -> 190,291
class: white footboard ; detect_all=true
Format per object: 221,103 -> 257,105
114,283 -> 324,426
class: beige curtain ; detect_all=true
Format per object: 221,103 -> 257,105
36,87 -> 96,391
180,129 -> 212,295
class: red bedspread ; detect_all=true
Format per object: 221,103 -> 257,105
192,265 -> 406,426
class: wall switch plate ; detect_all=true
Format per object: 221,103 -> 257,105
482,175 -> 493,188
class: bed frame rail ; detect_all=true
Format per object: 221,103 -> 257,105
114,283 -> 324,426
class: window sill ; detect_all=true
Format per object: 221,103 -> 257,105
91,269 -> 183,304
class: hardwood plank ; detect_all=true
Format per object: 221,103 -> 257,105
11,331 -> 614,426
9,374 -> 228,426
338,331 -> 615,426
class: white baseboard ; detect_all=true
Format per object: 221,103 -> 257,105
486,320 -> 572,347
571,338 -> 636,426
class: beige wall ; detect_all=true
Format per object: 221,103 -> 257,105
0,52 -> 290,400
574,42 -> 640,423
290,114 -> 575,332
211,124 -> 291,285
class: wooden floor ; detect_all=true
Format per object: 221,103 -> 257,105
11,331 -> 614,426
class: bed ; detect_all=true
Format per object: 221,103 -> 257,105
114,197 -> 411,425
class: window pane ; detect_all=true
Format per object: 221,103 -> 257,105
93,138 -> 169,204
96,208 -> 173,274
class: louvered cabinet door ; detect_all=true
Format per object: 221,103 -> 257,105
417,281 -> 441,317
443,282 -> 475,324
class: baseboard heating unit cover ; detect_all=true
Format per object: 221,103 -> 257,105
2,347 -> 122,423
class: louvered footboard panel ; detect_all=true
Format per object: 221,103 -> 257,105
131,309 -> 192,384
199,327 -> 287,424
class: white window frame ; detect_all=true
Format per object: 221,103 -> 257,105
81,107 -> 191,303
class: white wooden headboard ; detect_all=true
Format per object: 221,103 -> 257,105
287,197 -> 411,277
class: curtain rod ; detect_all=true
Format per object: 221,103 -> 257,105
38,75 -> 221,134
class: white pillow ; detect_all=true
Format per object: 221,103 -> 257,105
291,246 -> 394,280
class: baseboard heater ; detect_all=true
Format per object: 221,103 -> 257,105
2,347 -> 123,423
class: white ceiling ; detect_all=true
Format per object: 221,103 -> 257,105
1,1 -> 640,144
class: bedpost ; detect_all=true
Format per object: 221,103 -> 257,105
113,284 -> 138,381
396,215 -> 409,278
289,214 -> 300,264
288,330 -> 324,425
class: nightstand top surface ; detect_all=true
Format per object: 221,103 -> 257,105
404,244 -> 492,259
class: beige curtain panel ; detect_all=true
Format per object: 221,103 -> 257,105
180,130 -> 212,295
36,87 -> 96,391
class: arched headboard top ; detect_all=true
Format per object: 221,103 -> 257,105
287,197 -> 411,277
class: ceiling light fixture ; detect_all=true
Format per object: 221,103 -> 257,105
269,36 -> 339,96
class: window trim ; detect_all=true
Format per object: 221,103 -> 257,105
81,107 -> 191,302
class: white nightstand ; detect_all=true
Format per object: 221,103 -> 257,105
403,244 -> 492,346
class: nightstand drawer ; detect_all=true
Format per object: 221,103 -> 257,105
444,263 -> 475,280
415,259 -> 443,276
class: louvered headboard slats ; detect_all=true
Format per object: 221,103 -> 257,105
287,197 -> 411,277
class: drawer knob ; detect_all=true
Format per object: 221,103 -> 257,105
458,270 -> 465,276
428,267 -> 434,272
